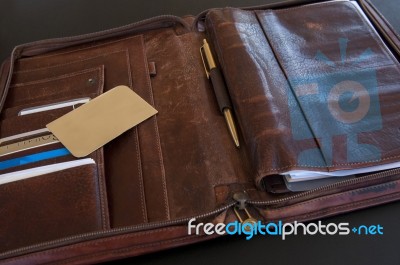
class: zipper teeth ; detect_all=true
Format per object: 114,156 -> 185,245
0,201 -> 235,259
22,14 -> 186,47
4,169 -> 400,258
249,168 -> 400,206
3,169 -> 400,258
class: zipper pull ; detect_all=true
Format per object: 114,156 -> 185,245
233,192 -> 257,231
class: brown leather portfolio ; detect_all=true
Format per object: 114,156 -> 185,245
1,0 -> 400,264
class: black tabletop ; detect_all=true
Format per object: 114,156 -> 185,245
1,1 -> 399,264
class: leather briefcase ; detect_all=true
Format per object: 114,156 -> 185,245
1,0 -> 400,263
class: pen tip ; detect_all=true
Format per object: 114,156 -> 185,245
234,139 -> 240,148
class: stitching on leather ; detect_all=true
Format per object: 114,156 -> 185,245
15,50 -> 127,74
96,148 -> 107,229
265,180 -> 400,212
139,35 -> 170,220
259,152 -> 400,174
210,3 -> 400,176
260,0 -> 349,14
126,47 -> 148,224
11,66 -> 102,87
95,67 -> 108,229
125,51 -> 133,90
256,6 -> 396,170
98,65 -> 105,95
19,35 -> 142,62
258,1 -> 400,173
134,127 -> 148,223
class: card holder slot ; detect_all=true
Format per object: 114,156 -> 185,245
1,92 -> 97,120
6,34 -> 168,228
1,35 -> 155,228
0,142 -> 73,174
0,106 -> 108,232
13,37 -> 143,91
0,107 -> 71,138
0,139 -> 102,175
5,66 -> 104,109
0,162 -> 109,253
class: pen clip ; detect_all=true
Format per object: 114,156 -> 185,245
200,45 -> 210,79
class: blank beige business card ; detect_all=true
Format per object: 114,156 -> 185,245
47,85 -> 157,157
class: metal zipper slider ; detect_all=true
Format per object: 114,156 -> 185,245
233,192 -> 257,231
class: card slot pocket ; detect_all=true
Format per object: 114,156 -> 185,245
2,35 -> 155,228
0,107 -> 108,228
0,107 -> 71,138
0,142 -> 73,174
13,37 -> 144,91
5,66 -> 104,109
6,34 -> 167,228
0,138 -> 103,175
0,162 -> 109,253
1,92 -> 97,120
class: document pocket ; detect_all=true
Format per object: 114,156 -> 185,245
0,163 -> 109,253
205,1 -> 400,187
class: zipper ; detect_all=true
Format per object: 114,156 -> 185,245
232,192 -> 257,231
16,14 -> 191,57
192,0 -> 324,31
249,167 -> 400,206
230,168 -> 400,228
0,14 -> 192,115
3,168 -> 400,259
0,201 -> 235,260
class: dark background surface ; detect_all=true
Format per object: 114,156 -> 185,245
1,0 -> 400,264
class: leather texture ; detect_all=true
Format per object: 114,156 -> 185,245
206,1 -> 400,186
0,0 -> 400,264
0,164 -> 107,253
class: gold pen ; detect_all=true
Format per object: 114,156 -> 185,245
200,39 -> 240,148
